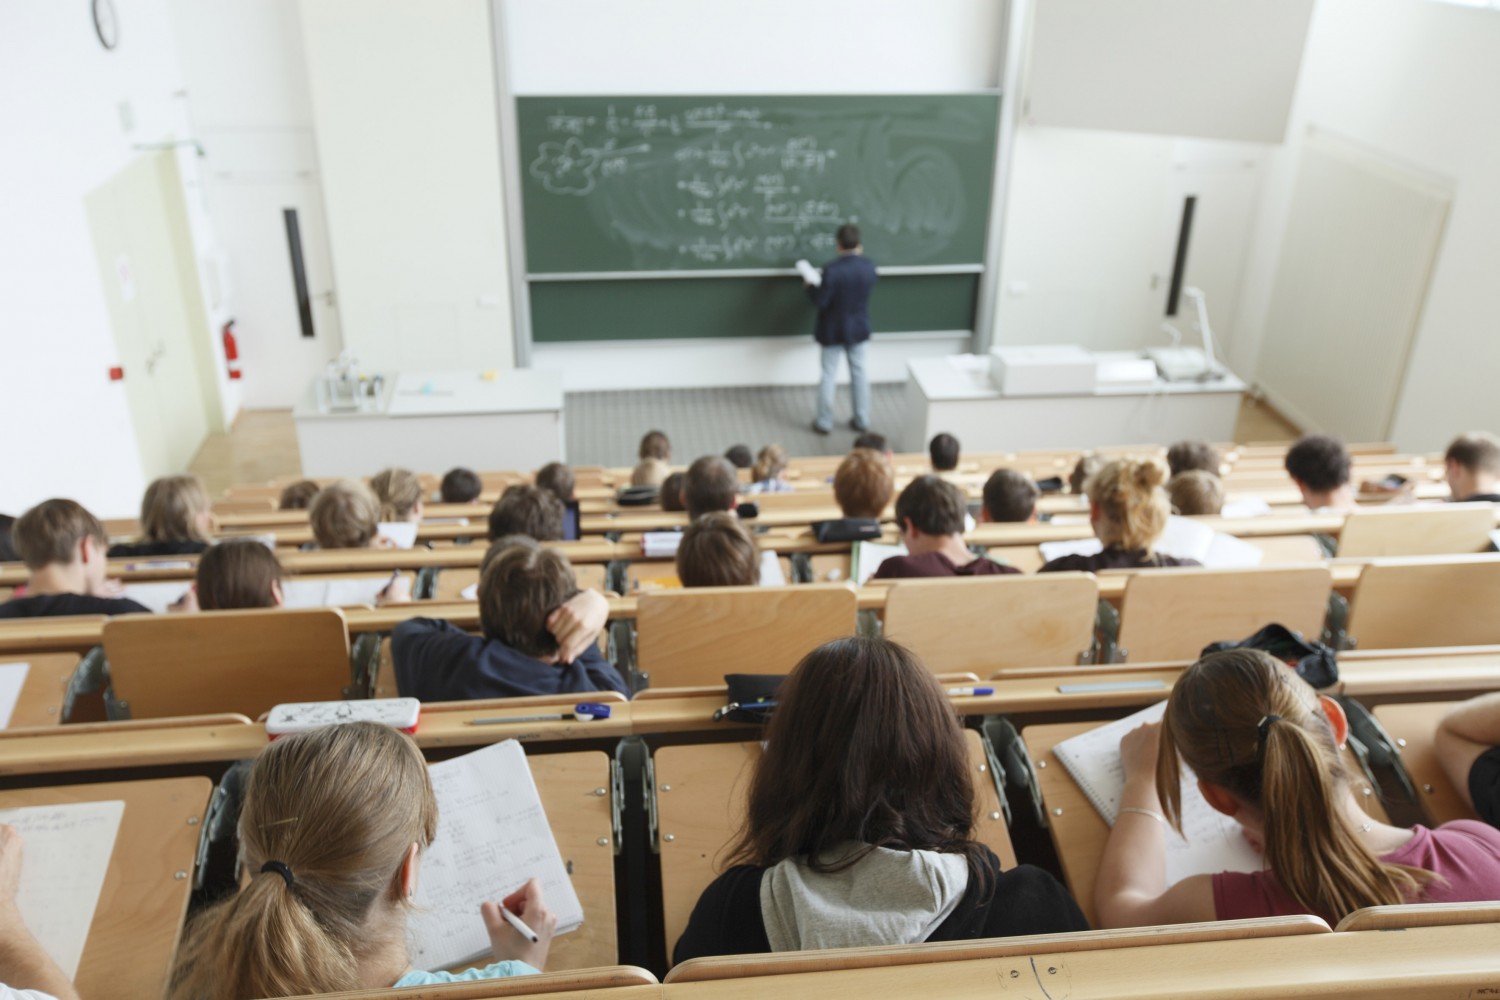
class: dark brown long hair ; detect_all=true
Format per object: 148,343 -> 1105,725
728,636 -> 992,892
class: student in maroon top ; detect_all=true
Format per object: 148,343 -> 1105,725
1094,649 -> 1500,928
1038,457 -> 1199,574
872,476 -> 1017,580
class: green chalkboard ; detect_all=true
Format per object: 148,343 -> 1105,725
517,95 -> 1000,273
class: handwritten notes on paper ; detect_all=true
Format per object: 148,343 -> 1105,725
0,800 -> 124,978
407,740 -> 582,970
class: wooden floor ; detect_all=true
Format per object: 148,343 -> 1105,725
187,393 -> 1302,496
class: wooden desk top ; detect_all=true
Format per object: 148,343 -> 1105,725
0,776 -> 212,1000
1372,702 -> 1478,827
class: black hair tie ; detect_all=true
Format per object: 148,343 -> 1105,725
1257,714 -> 1282,745
259,860 -> 295,888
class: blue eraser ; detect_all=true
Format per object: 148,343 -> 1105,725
573,703 -> 612,720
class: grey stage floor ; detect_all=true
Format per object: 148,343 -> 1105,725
564,383 -> 910,467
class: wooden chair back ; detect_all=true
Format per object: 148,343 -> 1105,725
1116,565 -> 1332,662
652,731 -> 1014,960
103,608 -> 351,719
881,573 -> 1097,670
527,751 -> 620,970
636,583 -> 857,688
1335,901 -> 1500,932
1371,701 -> 1477,826
1335,503 -> 1496,558
1346,555 -> 1500,649
665,915 -> 1328,983
279,967 -> 659,999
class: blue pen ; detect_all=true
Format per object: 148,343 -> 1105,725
946,686 -> 994,697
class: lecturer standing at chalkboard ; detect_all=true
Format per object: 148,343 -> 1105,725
804,223 -> 878,435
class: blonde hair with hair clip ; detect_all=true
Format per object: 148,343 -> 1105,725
369,468 -> 424,522
168,722 -> 438,1000
1159,649 -> 1429,923
141,476 -> 212,544
1087,457 -> 1169,552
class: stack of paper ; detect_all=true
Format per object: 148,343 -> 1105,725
642,531 -> 683,559
1039,516 -> 1262,570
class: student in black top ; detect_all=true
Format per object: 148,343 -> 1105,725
0,499 -> 149,619
1039,457 -> 1200,574
1437,693 -> 1500,827
873,476 -> 1017,579
1444,432 -> 1500,504
392,538 -> 625,701
673,636 -> 1086,964
107,475 -> 214,558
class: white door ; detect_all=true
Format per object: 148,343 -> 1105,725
205,163 -> 343,408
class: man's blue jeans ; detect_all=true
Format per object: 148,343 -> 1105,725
815,340 -> 870,431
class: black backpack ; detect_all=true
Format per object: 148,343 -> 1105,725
1200,623 -> 1339,689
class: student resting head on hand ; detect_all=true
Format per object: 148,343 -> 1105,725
673,636 -> 1086,964
1094,649 -> 1500,929
168,722 -> 554,999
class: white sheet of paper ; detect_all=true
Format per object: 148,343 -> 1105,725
1038,537 -> 1103,563
0,800 -> 125,978
460,583 -> 479,601
1051,702 -> 1262,885
1221,498 -> 1273,519
407,740 -> 583,970
1200,531 -> 1265,569
377,522 -> 419,549
0,662 -> 29,729
281,576 -> 397,609
795,258 -> 822,287
759,550 -> 786,587
852,541 -> 907,585
121,581 -> 193,615
642,531 -> 683,559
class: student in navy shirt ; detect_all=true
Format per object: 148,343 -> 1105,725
807,223 -> 878,434
0,499 -> 149,619
392,539 -> 626,701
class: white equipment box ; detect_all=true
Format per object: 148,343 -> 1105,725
989,345 -> 1098,396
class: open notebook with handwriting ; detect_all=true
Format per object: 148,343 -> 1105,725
407,739 -> 583,969
1052,700 -> 1262,884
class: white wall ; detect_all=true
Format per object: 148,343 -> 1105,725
299,0 -> 514,373
1234,0 -> 1500,451
0,0 -> 214,517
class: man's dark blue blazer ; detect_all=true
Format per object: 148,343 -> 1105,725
808,253 -> 878,347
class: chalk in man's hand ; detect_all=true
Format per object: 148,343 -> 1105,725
795,259 -> 822,287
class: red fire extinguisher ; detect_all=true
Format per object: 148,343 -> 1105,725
222,320 -> 242,380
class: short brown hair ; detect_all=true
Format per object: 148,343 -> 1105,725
895,475 -> 968,537
487,484 -> 564,542
929,433 -> 960,472
13,499 -> 106,570
834,449 -> 894,519
1445,432 -> 1500,476
534,462 -> 575,502
369,468 -> 423,521
140,475 -> 212,544
639,430 -> 671,461
1285,435 -> 1350,492
278,480 -> 321,511
677,512 -> 760,588
480,534 -> 538,576
660,472 -> 687,512
309,480 -> 381,549
684,456 -> 738,518
1168,470 -> 1225,517
439,467 -> 483,504
478,544 -> 580,656
196,539 -> 283,610
1166,441 -> 1222,478
981,469 -> 1038,523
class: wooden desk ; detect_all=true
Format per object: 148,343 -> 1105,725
0,776 -> 211,999
281,967 -> 660,999
1023,720 -> 1390,927
3,653 -> 79,728
529,751 -> 618,971
1372,702 -> 1478,827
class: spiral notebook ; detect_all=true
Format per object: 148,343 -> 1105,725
406,740 -> 583,970
1052,701 -> 1262,884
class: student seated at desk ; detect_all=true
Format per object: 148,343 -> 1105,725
825,447 -> 893,529
873,476 -> 1016,580
1069,453 -> 1101,496
194,538 -> 285,610
1444,432 -> 1500,504
929,432 -> 960,473
534,462 -> 574,503
0,500 -> 149,619
1436,693 -> 1500,828
487,484 -> 564,543
852,431 -> 891,460
980,469 -> 1039,524
724,444 -> 753,470
440,467 -> 483,504
169,722 -> 553,999
1094,649 -> 1500,929
1167,469 -> 1224,517
108,475 -> 213,558
1039,458 -> 1200,573
277,479 -> 320,511
631,457 -> 669,489
370,467 -> 424,524
310,480 -> 395,550
674,637 -> 1086,963
660,471 -> 687,513
640,429 -> 672,464
745,444 -> 794,495
684,456 -> 739,519
392,540 -> 625,700
677,512 -> 759,588
0,824 -> 82,1000
1166,440 -> 1221,479
1285,434 -> 1356,511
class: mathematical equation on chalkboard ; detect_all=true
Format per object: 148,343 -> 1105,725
520,98 -> 993,271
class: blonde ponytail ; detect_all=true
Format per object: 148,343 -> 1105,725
1160,650 -> 1428,923
169,723 -> 438,1000
369,468 -> 424,522
1086,457 -> 1168,552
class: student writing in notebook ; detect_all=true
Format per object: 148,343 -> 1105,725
1038,457 -> 1200,574
673,636 -> 1085,963
309,480 -> 397,550
168,722 -> 554,998
1094,649 -> 1500,928
0,825 -> 81,1000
